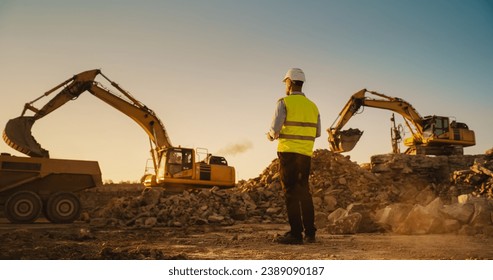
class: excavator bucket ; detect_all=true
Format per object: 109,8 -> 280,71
328,128 -> 363,153
3,116 -> 49,158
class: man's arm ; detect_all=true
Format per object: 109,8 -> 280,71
316,114 -> 321,138
268,99 -> 286,140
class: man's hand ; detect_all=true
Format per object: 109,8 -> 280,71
266,132 -> 275,141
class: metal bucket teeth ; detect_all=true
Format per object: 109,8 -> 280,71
3,116 -> 49,158
329,128 -> 363,153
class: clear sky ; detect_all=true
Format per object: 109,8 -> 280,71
1,0 -> 492,182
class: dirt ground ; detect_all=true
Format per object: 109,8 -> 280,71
1,218 -> 493,260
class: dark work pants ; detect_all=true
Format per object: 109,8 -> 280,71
277,152 -> 316,238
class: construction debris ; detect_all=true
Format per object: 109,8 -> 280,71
85,149 -> 493,236
452,148 -> 493,199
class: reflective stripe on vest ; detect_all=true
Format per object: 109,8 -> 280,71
278,94 -> 319,156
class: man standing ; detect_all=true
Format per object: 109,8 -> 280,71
267,68 -> 321,244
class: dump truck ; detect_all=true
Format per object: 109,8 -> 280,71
3,69 -> 235,191
328,89 -> 476,156
0,153 -> 102,223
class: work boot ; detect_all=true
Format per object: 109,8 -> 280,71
304,234 -> 316,243
274,232 -> 303,245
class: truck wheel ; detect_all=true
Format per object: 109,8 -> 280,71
4,191 -> 43,223
45,192 -> 81,224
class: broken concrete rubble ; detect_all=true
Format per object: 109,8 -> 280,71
453,155 -> 493,199
84,149 -> 493,236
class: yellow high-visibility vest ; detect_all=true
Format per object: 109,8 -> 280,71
278,94 -> 319,156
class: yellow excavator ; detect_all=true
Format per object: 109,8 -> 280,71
3,69 -> 235,190
328,89 -> 476,156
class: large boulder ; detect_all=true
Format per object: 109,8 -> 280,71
327,210 -> 362,234
440,203 -> 474,224
395,205 -> 444,235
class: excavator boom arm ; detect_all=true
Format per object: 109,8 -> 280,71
3,69 -> 172,158
87,83 -> 172,149
328,89 -> 425,153
26,70 -> 100,119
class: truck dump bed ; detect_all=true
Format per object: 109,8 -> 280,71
0,154 -> 102,195
0,153 -> 102,223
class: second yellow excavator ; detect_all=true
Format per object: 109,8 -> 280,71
328,89 -> 476,156
3,69 -> 235,190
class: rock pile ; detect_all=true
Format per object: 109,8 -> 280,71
86,149 -> 493,236
452,149 -> 493,199
369,151 -> 493,235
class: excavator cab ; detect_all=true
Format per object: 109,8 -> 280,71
164,148 -> 194,178
421,116 -> 449,138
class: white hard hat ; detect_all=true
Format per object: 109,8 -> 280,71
283,68 -> 305,82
